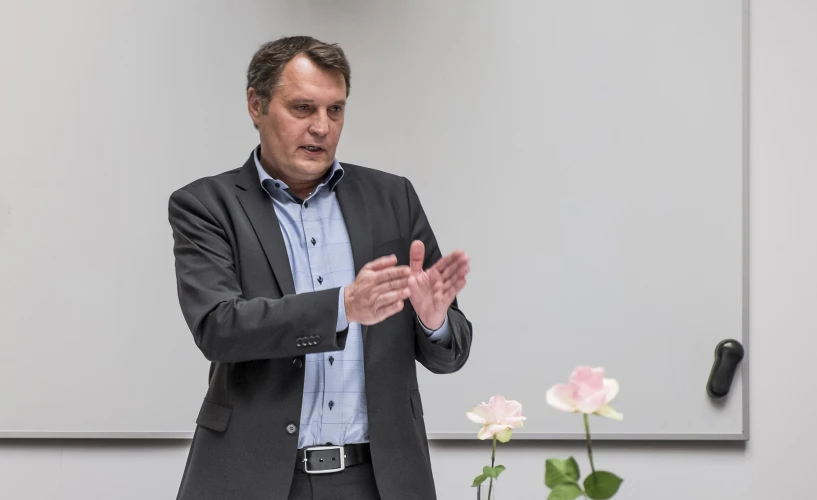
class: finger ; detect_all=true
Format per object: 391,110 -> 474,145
433,264 -> 467,292
440,260 -> 469,283
410,240 -> 425,274
376,288 -> 412,307
433,250 -> 468,274
364,254 -> 398,272
374,265 -> 412,284
440,277 -> 467,297
439,279 -> 466,305
371,277 -> 410,295
373,291 -> 409,318
377,299 -> 405,321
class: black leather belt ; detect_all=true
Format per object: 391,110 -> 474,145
295,443 -> 371,474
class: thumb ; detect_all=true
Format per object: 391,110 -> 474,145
410,240 -> 425,273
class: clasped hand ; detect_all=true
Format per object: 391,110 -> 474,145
344,241 -> 470,328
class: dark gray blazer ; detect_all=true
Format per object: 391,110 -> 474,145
168,151 -> 473,500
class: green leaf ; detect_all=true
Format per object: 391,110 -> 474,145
472,474 -> 488,487
483,465 -> 506,479
547,483 -> 584,500
584,471 -> 623,499
545,457 -> 581,487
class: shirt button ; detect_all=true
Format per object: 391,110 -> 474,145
274,182 -> 280,188
293,358 -> 303,369
328,356 -> 334,366
328,401 -> 335,411
304,201 -> 309,208
317,276 -> 323,284
286,423 -> 298,435
311,237 -> 317,246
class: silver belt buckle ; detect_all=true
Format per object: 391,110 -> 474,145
302,445 -> 345,474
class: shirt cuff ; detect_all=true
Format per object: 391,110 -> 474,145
417,313 -> 452,346
337,286 -> 349,332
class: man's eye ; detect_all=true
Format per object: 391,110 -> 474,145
295,105 -> 310,111
330,106 -> 343,113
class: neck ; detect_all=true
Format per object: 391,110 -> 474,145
259,150 -> 324,201
288,184 -> 317,201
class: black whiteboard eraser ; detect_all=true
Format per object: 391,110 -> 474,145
706,339 -> 745,399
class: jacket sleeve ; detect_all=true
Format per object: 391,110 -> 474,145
403,177 -> 473,374
168,187 -> 349,363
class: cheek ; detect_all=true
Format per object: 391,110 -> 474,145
329,120 -> 344,142
268,119 -> 304,149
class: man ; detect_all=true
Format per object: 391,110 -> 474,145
167,36 -> 473,500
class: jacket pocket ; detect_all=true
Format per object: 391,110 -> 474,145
196,399 -> 232,432
410,390 -> 424,419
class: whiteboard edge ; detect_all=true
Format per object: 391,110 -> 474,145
0,431 -> 195,439
741,0 -> 751,443
0,431 -> 748,441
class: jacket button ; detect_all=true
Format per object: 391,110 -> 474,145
293,358 -> 303,369
286,423 -> 298,435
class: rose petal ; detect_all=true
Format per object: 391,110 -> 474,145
505,415 -> 527,428
465,405 -> 493,424
477,425 -> 492,440
490,395 -> 509,419
574,391 -> 606,414
595,404 -> 624,421
602,378 -> 619,404
546,384 -> 577,412
502,399 -> 521,419
572,367 -> 604,396
466,406 -> 490,424
479,423 -> 511,440
486,423 -> 509,435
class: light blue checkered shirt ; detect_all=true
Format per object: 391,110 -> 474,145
254,148 -> 450,448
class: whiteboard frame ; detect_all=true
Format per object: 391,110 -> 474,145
0,0 -> 750,441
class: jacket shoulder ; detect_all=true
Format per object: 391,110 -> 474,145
340,162 -> 409,190
170,167 -> 242,204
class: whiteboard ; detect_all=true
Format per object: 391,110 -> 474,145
0,0 -> 749,439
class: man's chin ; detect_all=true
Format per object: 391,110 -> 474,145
294,159 -> 333,175
297,153 -> 332,166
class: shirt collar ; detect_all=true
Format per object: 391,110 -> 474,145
253,145 -> 344,199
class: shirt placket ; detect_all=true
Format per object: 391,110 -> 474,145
301,194 -> 342,445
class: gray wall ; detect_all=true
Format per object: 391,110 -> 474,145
2,0 -> 816,498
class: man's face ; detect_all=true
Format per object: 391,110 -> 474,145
249,54 -> 346,183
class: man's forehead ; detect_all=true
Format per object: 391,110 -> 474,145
277,56 -> 346,98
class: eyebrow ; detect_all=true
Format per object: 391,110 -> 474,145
288,98 -> 346,106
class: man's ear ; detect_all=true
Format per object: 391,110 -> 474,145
247,88 -> 262,128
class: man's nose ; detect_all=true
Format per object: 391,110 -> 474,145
309,111 -> 329,136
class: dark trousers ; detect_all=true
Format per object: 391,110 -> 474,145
287,462 -> 382,500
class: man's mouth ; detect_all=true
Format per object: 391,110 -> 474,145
301,145 -> 324,154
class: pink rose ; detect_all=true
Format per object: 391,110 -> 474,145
466,395 -> 527,442
546,366 -> 623,420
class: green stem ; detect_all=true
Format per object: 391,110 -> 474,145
487,435 -> 497,500
583,413 -> 596,477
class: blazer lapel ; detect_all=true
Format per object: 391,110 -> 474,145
234,156 -> 296,296
335,170 -> 374,343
